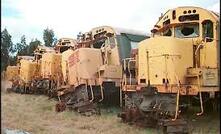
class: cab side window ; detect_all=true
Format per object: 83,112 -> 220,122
202,20 -> 213,42
163,28 -> 172,36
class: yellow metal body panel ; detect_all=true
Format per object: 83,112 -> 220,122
5,66 -> 20,81
20,59 -> 40,83
108,46 -> 121,66
68,48 -> 103,86
61,49 -> 74,83
41,52 -> 62,80
99,64 -> 122,79
138,37 -> 193,85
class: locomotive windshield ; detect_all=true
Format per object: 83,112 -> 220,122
93,38 -> 106,48
175,23 -> 199,38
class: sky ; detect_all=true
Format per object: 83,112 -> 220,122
1,0 -> 220,44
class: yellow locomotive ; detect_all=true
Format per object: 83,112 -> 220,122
119,6 -> 219,133
5,66 -> 19,81
32,38 -> 77,96
55,26 -> 148,113
7,47 -> 54,93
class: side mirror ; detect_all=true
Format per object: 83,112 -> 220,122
151,28 -> 158,33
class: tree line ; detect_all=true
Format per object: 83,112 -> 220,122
1,28 -> 57,72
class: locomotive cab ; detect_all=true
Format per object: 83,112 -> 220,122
138,6 -> 219,94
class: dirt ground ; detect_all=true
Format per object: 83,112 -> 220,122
1,80 -> 220,134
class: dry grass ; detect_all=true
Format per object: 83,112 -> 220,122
1,80 -> 219,134
1,80 -> 154,134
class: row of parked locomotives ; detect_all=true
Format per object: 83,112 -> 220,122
4,6 -> 219,134
118,6 -> 220,133
6,26 -> 148,114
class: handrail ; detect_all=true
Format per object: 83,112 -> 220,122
98,71 -> 104,102
172,73 -> 180,121
122,58 -> 135,86
193,39 -> 205,115
119,81 -> 123,107
89,84 -> 94,102
128,59 -> 136,85
196,75 -> 204,116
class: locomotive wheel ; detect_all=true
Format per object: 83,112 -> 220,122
6,88 -> 13,93
55,102 -> 66,112
20,86 -> 25,94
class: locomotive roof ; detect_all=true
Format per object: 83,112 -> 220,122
90,25 -> 150,37
114,27 -> 149,37
156,6 -> 219,24
35,45 -> 55,51
173,6 -> 219,17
